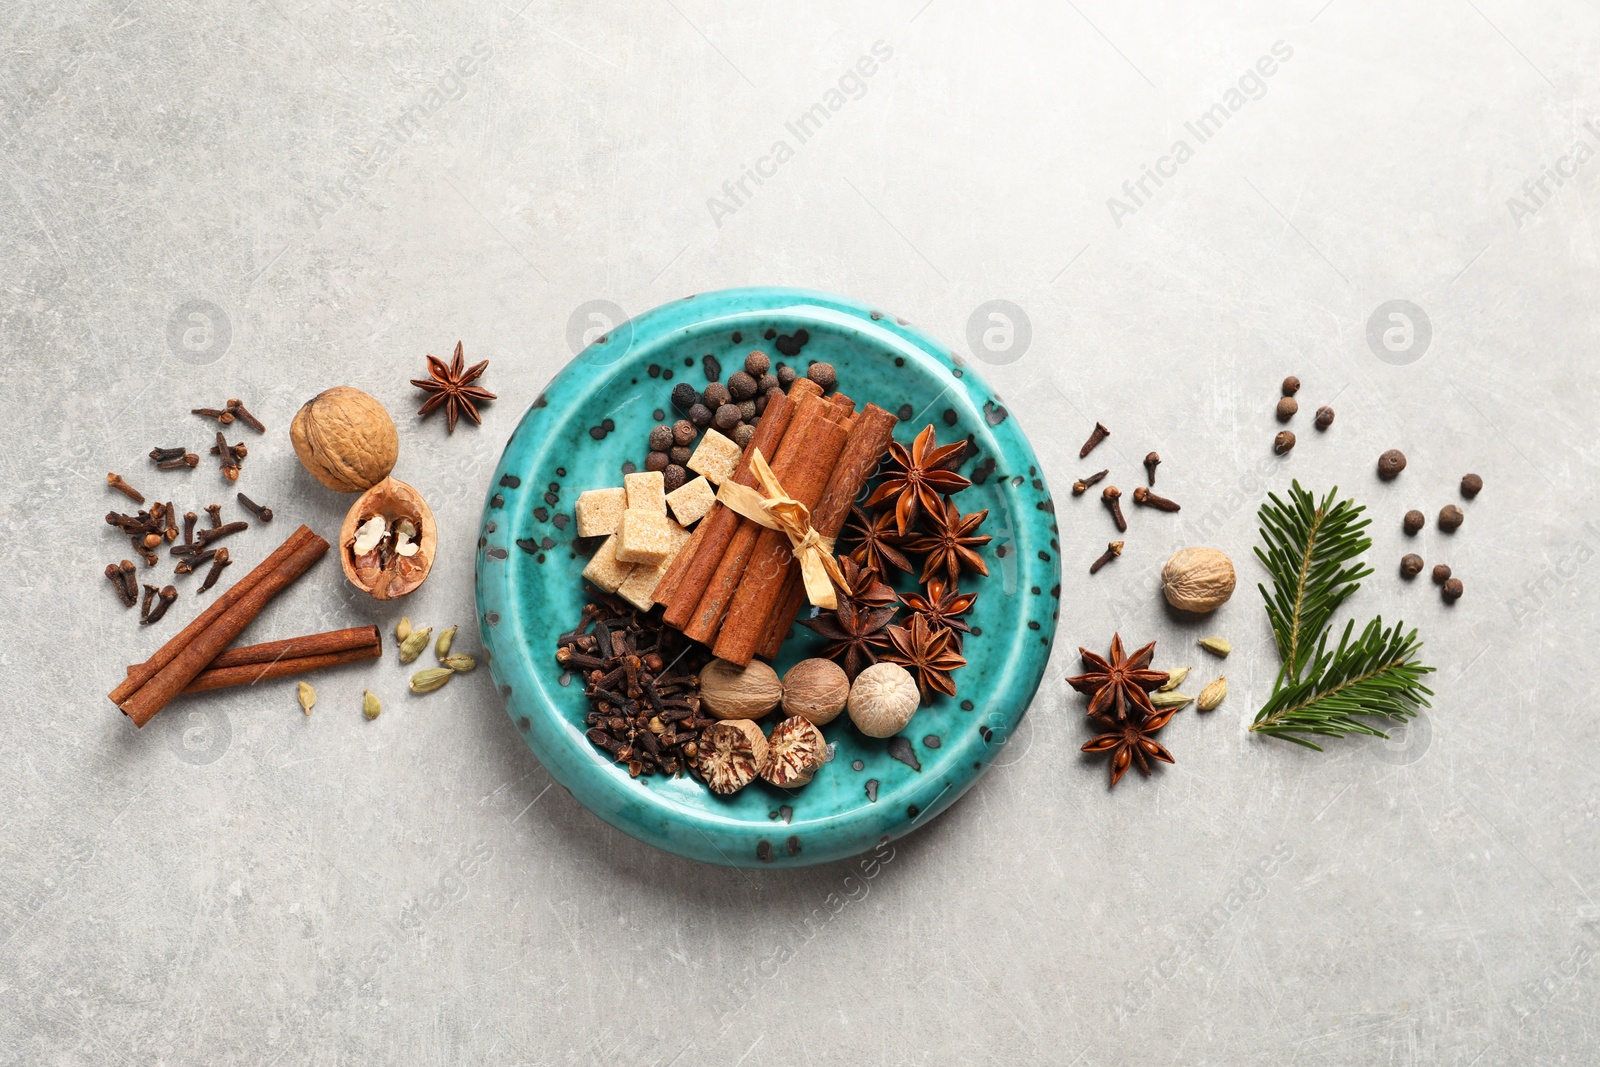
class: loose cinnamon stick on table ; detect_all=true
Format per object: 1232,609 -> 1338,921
659,378 -> 823,626
109,525 -> 317,706
118,529 -> 330,727
711,397 -> 859,664
681,395 -> 850,646
755,403 -> 899,659
183,626 -> 383,694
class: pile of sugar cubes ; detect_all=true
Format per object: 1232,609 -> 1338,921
573,428 -> 745,610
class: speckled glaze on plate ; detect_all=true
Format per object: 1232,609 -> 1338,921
475,288 -> 1060,868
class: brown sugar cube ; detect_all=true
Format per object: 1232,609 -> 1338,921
665,475 -> 716,527
574,487 -> 627,538
616,525 -> 692,610
615,509 -> 680,565
579,534 -> 635,592
624,470 -> 666,514
686,428 -> 741,486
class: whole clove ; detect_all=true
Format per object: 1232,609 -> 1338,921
183,511 -> 198,546
140,583 -> 157,623
1143,452 -> 1161,486
1101,485 -> 1127,533
107,473 -> 144,504
213,431 -> 242,481
156,453 -> 200,469
198,548 -> 231,593
149,446 -> 187,463
117,559 -> 139,602
163,502 -> 178,542
192,406 -> 235,425
1079,422 -> 1111,459
132,537 -> 159,567
174,548 -> 218,574
236,493 -> 273,523
195,521 -> 248,548
144,585 -> 177,625
205,503 -> 222,528
226,398 -> 266,433
1090,541 -> 1124,575
1072,469 -> 1109,496
106,563 -> 137,607
1132,486 -> 1181,512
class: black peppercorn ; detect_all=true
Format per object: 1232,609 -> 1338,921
672,419 -> 698,446
1460,473 -> 1482,499
806,361 -> 837,390
1403,510 -> 1425,535
688,403 -> 713,428
714,403 -> 741,431
1314,405 -> 1335,430
745,351 -> 770,375
649,425 -> 673,451
668,446 -> 691,466
1442,577 -> 1464,604
776,364 -> 796,388
703,382 -> 731,408
671,383 -> 700,412
727,371 -> 758,400
1438,504 -> 1464,533
1400,553 -> 1424,579
645,451 -> 670,472
662,464 -> 687,493
1377,449 -> 1407,480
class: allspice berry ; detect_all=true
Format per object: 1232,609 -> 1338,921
1314,405 -> 1335,430
673,419 -> 698,446
1282,375 -> 1301,397
1442,577 -> 1464,604
806,362 -> 837,391
703,382 -> 731,408
714,404 -> 741,431
781,659 -> 849,725
1276,397 -> 1299,422
1461,473 -> 1483,499
1377,449 -> 1407,480
1403,510 -> 1425,535
727,371 -> 758,401
662,464 -> 687,492
745,351 -> 770,376
1432,563 -> 1452,585
688,403 -> 713,428
645,451 -> 669,472
1438,504 -> 1464,533
1273,430 -> 1296,455
1400,553 -> 1424,579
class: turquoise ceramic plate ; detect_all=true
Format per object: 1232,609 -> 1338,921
475,288 -> 1060,867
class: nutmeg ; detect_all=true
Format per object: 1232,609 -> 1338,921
290,386 -> 399,493
847,662 -> 920,738
1161,547 -> 1236,614
781,658 -> 849,725
699,658 -> 783,720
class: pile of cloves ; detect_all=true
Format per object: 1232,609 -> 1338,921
1070,423 -> 1183,574
556,592 -> 716,779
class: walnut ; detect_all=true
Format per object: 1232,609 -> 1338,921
699,658 -> 783,720
339,477 -> 435,600
760,717 -> 827,788
781,658 -> 849,725
1161,547 -> 1236,614
847,663 -> 920,738
290,386 -> 399,493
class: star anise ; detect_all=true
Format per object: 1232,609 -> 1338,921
899,577 -> 977,647
800,598 -> 896,680
881,614 -> 967,700
864,425 -> 972,535
841,505 -> 913,577
1081,706 -> 1177,787
904,497 -> 991,587
1066,634 -> 1169,722
836,556 -> 897,609
411,341 -> 496,433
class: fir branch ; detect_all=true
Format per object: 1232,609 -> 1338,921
1250,617 -> 1435,749
1254,482 -> 1374,679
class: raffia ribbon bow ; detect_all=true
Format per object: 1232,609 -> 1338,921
714,448 -> 846,610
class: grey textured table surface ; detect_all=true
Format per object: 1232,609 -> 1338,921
5,1 -> 1598,1063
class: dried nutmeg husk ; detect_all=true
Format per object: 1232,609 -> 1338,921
339,476 -> 436,600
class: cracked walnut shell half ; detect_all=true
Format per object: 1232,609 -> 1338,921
338,476 -> 436,600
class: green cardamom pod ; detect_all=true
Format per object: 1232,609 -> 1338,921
1197,676 -> 1228,712
362,689 -> 381,720
1150,690 -> 1193,711
441,653 -> 477,673
435,625 -> 457,660
1198,636 -> 1232,658
410,667 -> 454,694
398,627 -> 432,664
297,681 -> 316,714
396,616 -> 412,642
1158,666 -> 1190,693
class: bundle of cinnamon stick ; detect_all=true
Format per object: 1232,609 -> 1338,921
109,524 -> 381,727
653,380 -> 897,666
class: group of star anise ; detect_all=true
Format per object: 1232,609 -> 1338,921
802,425 -> 991,701
1067,634 -> 1184,788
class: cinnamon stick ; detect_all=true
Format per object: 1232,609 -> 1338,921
183,643 -> 382,694
109,525 -> 316,705
202,625 -> 381,670
659,378 -> 823,626
756,403 -> 899,659
711,401 -> 859,663
681,396 -> 850,645
118,530 -> 330,726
